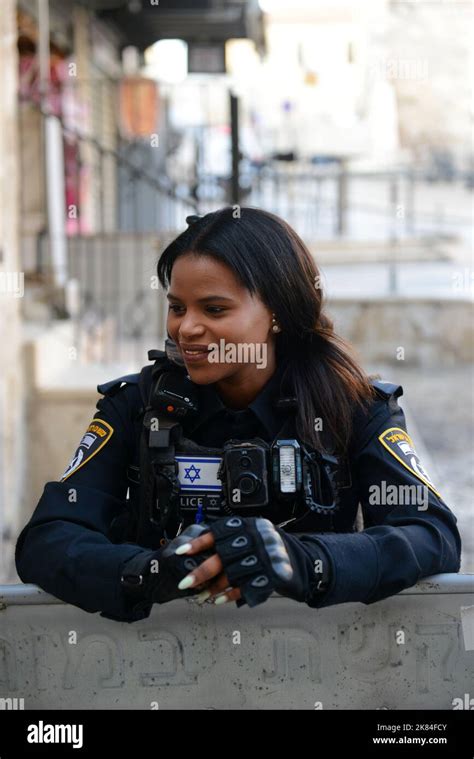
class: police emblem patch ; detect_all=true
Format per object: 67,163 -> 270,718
378,426 -> 441,498
60,419 -> 114,482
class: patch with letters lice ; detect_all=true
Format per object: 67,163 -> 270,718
378,426 -> 442,498
60,418 -> 114,482
175,455 -> 223,512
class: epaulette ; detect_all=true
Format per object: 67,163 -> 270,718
350,378 -> 404,454
97,350 -> 171,400
97,373 -> 140,397
370,379 -> 403,401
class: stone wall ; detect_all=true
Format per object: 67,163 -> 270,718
330,297 -> 473,366
384,1 -> 473,160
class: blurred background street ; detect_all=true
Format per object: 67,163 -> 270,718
0,0 -> 472,582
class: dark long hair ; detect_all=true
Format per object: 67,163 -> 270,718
157,207 -> 377,455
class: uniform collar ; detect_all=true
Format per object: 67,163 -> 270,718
186,361 -> 292,439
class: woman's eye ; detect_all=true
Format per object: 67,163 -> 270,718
168,305 -> 226,315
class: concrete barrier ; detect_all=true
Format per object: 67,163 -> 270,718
1,575 -> 473,710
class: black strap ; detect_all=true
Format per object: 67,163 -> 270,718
137,412 -> 183,548
136,354 -> 181,547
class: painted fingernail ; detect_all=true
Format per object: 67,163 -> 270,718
178,575 -> 195,590
214,595 -> 228,605
175,543 -> 192,555
196,590 -> 211,603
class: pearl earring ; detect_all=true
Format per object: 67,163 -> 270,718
271,314 -> 281,333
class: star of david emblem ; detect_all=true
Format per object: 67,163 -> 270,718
184,464 -> 201,484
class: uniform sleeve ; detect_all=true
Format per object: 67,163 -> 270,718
299,392 -> 462,609
15,386 -> 154,623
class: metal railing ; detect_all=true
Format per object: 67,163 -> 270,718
196,162 -> 473,243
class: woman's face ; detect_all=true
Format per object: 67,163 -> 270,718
167,253 -> 277,386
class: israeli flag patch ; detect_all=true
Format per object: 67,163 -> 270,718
176,456 -> 222,492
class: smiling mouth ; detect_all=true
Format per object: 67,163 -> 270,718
182,348 -> 211,359
181,348 -> 210,364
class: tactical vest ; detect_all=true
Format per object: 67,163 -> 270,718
137,348 -> 362,547
100,350 -> 402,550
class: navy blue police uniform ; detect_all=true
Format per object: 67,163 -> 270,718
15,354 -> 462,623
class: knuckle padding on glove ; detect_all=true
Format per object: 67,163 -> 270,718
147,522 -> 214,603
208,516 -> 294,607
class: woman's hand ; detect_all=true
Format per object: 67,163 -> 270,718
179,515 -> 297,608
175,531 -> 242,605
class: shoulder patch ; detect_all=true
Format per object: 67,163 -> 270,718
60,419 -> 114,482
378,426 -> 441,498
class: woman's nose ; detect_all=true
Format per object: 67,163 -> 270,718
177,314 -> 205,338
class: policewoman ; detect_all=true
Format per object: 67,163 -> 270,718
15,207 -> 462,623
